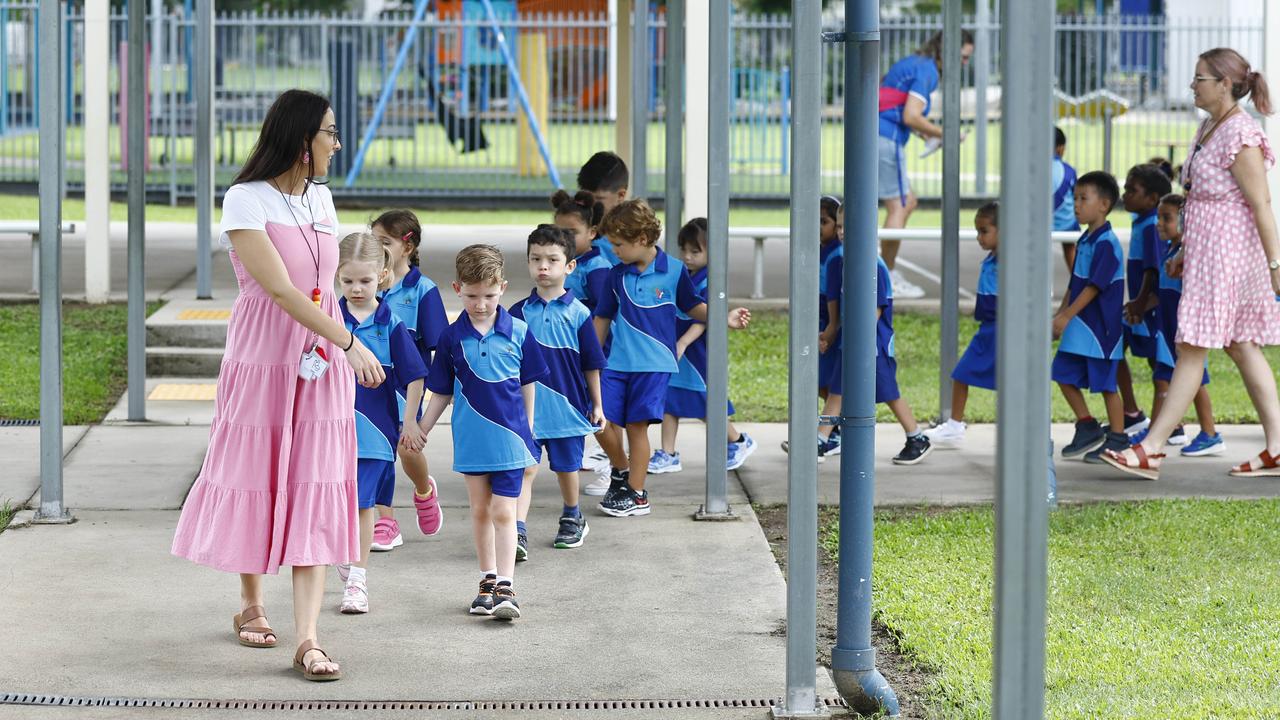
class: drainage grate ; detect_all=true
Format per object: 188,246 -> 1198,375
0,693 -> 848,712
0,419 -> 39,427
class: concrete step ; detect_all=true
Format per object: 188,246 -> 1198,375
146,299 -> 230,348
146,346 -> 223,377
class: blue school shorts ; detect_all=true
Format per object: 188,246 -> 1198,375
1051,351 -> 1118,394
665,386 -> 735,420
603,369 -> 668,426
1153,361 -> 1210,385
1123,323 -> 1157,360
540,436 -> 586,474
819,345 -> 841,392
952,322 -> 997,391
356,459 -> 396,509
875,355 -> 901,404
877,135 -> 911,201
465,468 -> 525,499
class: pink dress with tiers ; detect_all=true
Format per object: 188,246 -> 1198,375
171,181 -> 359,574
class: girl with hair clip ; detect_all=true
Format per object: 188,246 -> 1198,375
552,189 -> 609,313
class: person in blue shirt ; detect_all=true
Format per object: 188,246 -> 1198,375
370,210 -> 448,547
1115,164 -> 1173,438
592,200 -> 751,518
1052,171 -> 1129,463
648,218 -> 757,475
926,202 -> 1000,448
577,151 -> 628,267
509,225 -> 606,556
418,244 -> 550,621
1053,126 -> 1081,271
333,233 -> 428,616
878,30 -> 973,300
552,189 -> 610,314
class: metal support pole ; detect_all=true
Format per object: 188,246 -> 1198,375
938,0 -> 962,422
992,0 -> 1052,716
36,0 -> 69,524
772,1 -> 827,718
752,237 -> 765,300
696,0 -> 733,521
832,0 -> 898,714
630,0 -> 649,199
663,0 -> 684,248
1103,106 -> 1113,174
974,0 -> 990,195
150,0 -> 162,120
128,0 -> 147,421
195,0 -> 214,300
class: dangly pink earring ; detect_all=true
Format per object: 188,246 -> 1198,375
303,151 -> 311,164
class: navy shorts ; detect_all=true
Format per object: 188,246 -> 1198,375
875,355 -> 900,404
819,344 -> 840,392
1124,324 -> 1157,360
665,386 -> 735,420
465,468 -> 525,498
952,323 -> 997,390
603,369 -> 668,425
1052,351 -> 1118,394
540,436 -> 586,473
356,459 -> 396,509
1153,361 -> 1210,385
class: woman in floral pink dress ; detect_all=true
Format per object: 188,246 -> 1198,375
171,90 -> 385,681
1105,48 -> 1280,480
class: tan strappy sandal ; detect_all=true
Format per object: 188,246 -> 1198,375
293,640 -> 342,682
231,605 -> 277,648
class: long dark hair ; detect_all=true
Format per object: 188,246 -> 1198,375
233,89 -> 332,189
916,29 -> 975,67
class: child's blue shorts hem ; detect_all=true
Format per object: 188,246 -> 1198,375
876,355 -> 900,404
1052,351 -> 1118,394
1153,361 -> 1210,385
819,346 -> 841,392
539,436 -> 586,473
1124,324 -> 1157,360
464,468 -> 525,498
356,458 -> 396,509
665,385 -> 735,420
603,369 -> 668,426
952,322 -> 997,390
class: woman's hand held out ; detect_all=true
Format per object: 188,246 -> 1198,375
344,338 -> 385,388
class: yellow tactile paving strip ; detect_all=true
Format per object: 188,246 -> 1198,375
148,384 -> 217,401
176,309 -> 232,321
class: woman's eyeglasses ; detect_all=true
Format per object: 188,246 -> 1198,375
1192,75 -> 1221,84
317,128 -> 340,143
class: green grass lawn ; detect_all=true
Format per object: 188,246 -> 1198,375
729,310 -> 1279,424
0,302 -> 158,425
830,501 -> 1280,719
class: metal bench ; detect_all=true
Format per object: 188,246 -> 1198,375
0,221 -> 79,294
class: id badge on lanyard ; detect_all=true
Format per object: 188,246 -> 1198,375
299,334 -> 330,381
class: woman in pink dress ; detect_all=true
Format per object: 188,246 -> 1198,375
1104,48 -> 1280,480
171,90 -> 385,681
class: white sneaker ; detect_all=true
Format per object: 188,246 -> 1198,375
890,268 -> 926,299
340,579 -> 368,614
582,443 -> 611,473
583,468 -> 612,496
924,420 -> 966,448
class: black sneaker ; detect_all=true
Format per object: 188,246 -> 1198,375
601,467 -> 630,505
1123,410 -> 1149,435
553,515 -> 589,548
599,485 -> 651,517
892,434 -> 932,465
1083,430 -> 1130,464
492,583 -> 521,620
515,532 -> 529,562
1062,418 -> 1106,460
469,575 -> 497,616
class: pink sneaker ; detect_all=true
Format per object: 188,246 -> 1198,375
414,476 -> 444,536
370,516 -> 403,552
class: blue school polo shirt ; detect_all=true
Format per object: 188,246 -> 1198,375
1126,209 -> 1160,336
1052,156 -> 1080,232
596,247 -> 704,374
564,246 -> 615,314
876,256 -> 896,358
819,238 -> 843,332
425,306 -> 550,473
879,54 -> 939,146
669,267 -> 712,392
509,289 -> 607,439
341,299 -> 429,462
593,235 -> 622,266
1155,240 -> 1180,367
1059,222 -> 1125,360
975,252 -> 998,324
379,266 -> 449,360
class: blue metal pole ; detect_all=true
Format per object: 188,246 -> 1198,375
832,0 -> 898,715
780,67 -> 790,176
184,0 -> 192,103
0,5 -> 8,135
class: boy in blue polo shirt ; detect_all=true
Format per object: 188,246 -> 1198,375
1053,126 -> 1080,271
334,232 -> 429,615
1052,171 -> 1128,462
592,200 -> 751,517
418,244 -> 549,621
577,151 -> 629,266
510,225 -> 606,557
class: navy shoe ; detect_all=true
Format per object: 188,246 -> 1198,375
553,515 -> 589,548
892,434 -> 932,465
470,576 -> 497,616
1084,431 -> 1130,464
1062,419 -> 1106,460
599,485 -> 651,517
515,532 -> 529,562
491,583 -> 521,620
1123,410 -> 1150,435
601,467 -> 630,506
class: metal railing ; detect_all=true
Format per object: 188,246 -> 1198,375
0,4 -> 1265,201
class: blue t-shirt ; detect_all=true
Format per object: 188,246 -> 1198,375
1155,240 -> 1180,367
1126,209 -> 1161,338
975,252 -> 998,324
669,267 -> 713,392
379,266 -> 449,361
819,238 -> 843,331
564,246 -> 614,315
509,289 -> 607,439
1059,222 -> 1125,360
341,299 -> 429,462
425,306 -> 550,473
595,247 -> 705,373
1052,156 -> 1080,232
876,257 -> 895,358
878,54 -> 939,145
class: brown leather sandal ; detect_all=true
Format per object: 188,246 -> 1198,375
231,605 -> 277,648
1100,443 -> 1164,481
1230,449 -> 1280,477
293,639 -> 342,682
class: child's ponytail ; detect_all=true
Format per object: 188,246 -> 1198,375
552,189 -> 604,229
371,209 -> 424,267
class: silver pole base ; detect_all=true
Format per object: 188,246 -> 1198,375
693,505 -> 738,521
770,699 -> 830,719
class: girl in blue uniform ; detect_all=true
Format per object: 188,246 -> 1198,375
371,210 -> 448,547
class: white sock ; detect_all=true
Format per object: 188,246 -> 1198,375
496,575 -> 513,587
481,569 -> 497,580
348,566 -> 367,585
